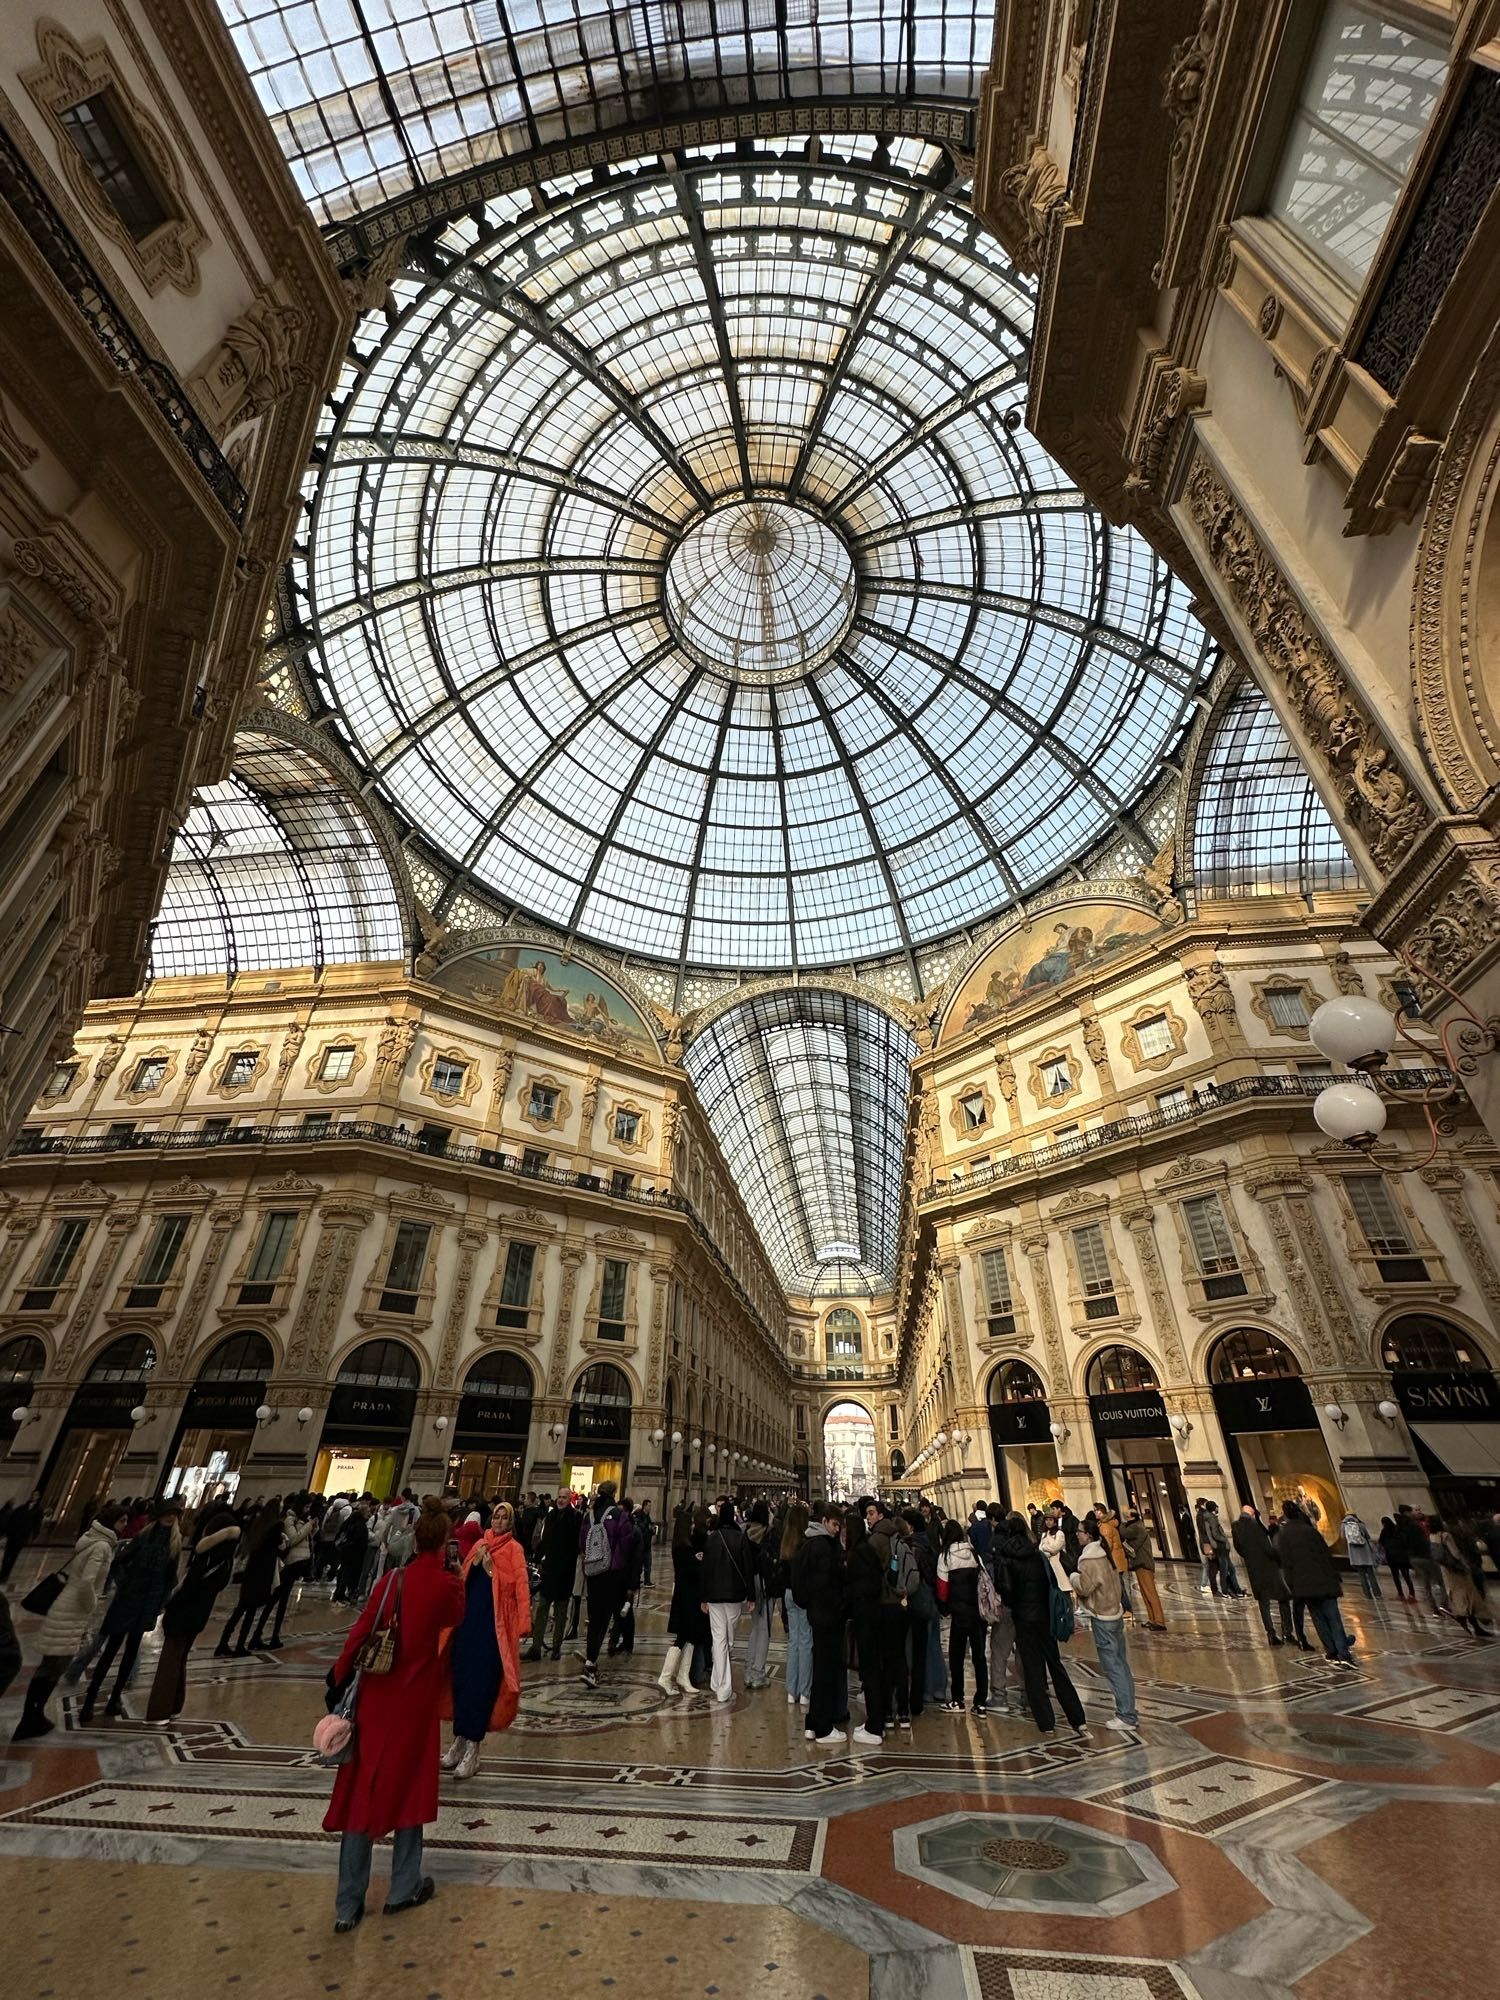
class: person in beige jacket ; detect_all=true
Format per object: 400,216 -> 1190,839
1070,1515 -> 1138,1734
12,1504 -> 128,1740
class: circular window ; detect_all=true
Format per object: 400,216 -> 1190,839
664,500 -> 855,683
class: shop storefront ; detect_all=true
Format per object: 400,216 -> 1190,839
313,1340 -> 419,1498
447,1351 -> 534,1500
40,1335 -> 156,1533
161,1332 -> 273,1510
564,1361 -> 631,1495
986,1361 -> 1061,1511
1384,1315 -> 1500,1514
1087,1346 -> 1190,1559
0,1336 -> 43,1455
1209,1328 -> 1345,1544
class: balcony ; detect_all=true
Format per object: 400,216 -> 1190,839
920,1070 -> 1456,1203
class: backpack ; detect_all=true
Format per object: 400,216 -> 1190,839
582,1506 -> 617,1578
976,1561 -> 1002,1626
1046,1563 -> 1076,1644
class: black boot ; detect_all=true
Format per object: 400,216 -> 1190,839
11,1672 -> 58,1741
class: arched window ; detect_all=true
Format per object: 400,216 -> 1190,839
1381,1314 -> 1486,1372
989,1360 -> 1047,1405
1208,1329 -> 1302,1382
890,1447 -> 907,1481
1086,1346 -> 1158,1396
86,1335 -> 156,1382
570,1362 -> 632,1442
0,1336 -> 45,1384
336,1339 -> 420,1387
825,1307 -> 863,1362
461,1351 -> 534,1407
196,1331 -> 275,1381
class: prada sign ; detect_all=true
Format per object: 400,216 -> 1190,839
1212,1376 -> 1318,1435
324,1383 -> 417,1433
1390,1370 -> 1499,1423
1089,1391 -> 1169,1439
455,1393 -> 533,1443
989,1398 -> 1053,1446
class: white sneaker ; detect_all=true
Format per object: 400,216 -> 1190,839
1104,1716 -> 1135,1734
440,1736 -> 467,1771
852,1726 -> 883,1746
813,1730 -> 846,1747
453,1739 -> 482,1780
787,1692 -> 799,1704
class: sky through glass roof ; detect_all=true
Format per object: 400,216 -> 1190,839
286,141 -> 1216,981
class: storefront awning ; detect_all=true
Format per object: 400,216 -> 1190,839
1408,1421 -> 1500,1478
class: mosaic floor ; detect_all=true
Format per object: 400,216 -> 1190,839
4,1561 -> 1498,2000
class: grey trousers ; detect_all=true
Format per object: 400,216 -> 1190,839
744,1593 -> 772,1686
336,1825 -> 423,1923
531,1594 -> 568,1653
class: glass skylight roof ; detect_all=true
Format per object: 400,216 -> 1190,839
289,142 -> 1216,977
1193,683 -> 1361,901
216,0 -> 994,225
683,987 -> 915,1296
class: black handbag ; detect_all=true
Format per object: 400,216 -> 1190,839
20,1565 -> 70,1616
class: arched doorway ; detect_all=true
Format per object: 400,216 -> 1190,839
822,1400 -> 876,1503
987,1360 -> 1060,1513
450,1351 -> 534,1500
1382,1314 -> 1500,1512
0,1335 -> 45,1452
315,1339 -> 420,1498
42,1335 -> 157,1532
1208,1329 -> 1345,1545
1085,1345 -> 1189,1561
566,1362 -> 632,1495
163,1330 -> 275,1510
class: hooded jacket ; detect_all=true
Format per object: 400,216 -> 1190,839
936,1539 -> 981,1621
1071,1541 -> 1125,1620
1118,1517 -> 1155,1570
994,1524 -> 1052,1628
701,1519 -> 755,1603
36,1518 -> 117,1656
790,1521 -> 846,1629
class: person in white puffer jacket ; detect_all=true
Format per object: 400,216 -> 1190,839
12,1503 -> 128,1740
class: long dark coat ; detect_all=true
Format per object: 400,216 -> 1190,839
1231,1513 -> 1289,1598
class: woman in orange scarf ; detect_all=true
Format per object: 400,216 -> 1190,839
441,1501 -> 531,1779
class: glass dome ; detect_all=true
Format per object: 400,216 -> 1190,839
288,139 -> 1214,975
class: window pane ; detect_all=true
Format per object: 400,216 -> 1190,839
500,1241 -> 535,1307
1071,1223 -> 1113,1291
980,1248 -> 1013,1310
140,1215 -> 189,1287
1135,1015 -> 1172,1059
1267,989 -> 1310,1028
1183,1193 -> 1238,1269
58,93 -> 169,240
600,1257 -> 628,1321
36,1219 -> 88,1289
385,1220 -> 432,1293
248,1212 -> 297,1283
1344,1174 -> 1411,1251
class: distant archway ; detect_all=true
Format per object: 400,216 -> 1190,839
822,1400 -> 876,1503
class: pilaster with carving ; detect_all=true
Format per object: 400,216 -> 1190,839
1119,1203 -> 1190,1379
55,1210 -> 138,1375
1421,1165 -> 1500,1324
545,1244 -> 588,1397
1245,1174 -> 1343,1370
1020,1233 -> 1071,1392
284,1202 -> 374,1374
163,1204 -> 243,1364
435,1223 -> 491,1388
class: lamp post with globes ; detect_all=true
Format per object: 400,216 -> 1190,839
1307,979 -> 1496,1166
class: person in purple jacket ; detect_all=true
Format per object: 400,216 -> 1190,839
578,1480 -> 636,1687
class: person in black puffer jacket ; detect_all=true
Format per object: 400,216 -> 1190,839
1276,1503 -> 1355,1665
993,1513 -> 1087,1736
81,1501 -> 182,1722
791,1505 -> 848,1745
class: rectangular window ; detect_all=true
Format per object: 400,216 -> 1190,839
598,1256 -> 628,1340
979,1246 -> 1016,1338
1268,2 -> 1448,290
1041,1057 -> 1073,1097
496,1241 -> 536,1328
125,1213 -> 189,1307
1344,1173 -> 1428,1278
1181,1193 -> 1247,1296
20,1217 -> 88,1308
44,1061 -> 78,1097
1156,1087 -> 1189,1115
239,1212 -> 296,1307
795,1404 -> 807,1438
520,1147 -> 547,1175
130,1056 -> 167,1093
379,1220 -> 431,1313
200,1116 -> 232,1139
1072,1222 -> 1119,1318
887,1406 -> 900,1438
613,1107 -> 641,1144
320,1045 -> 356,1082
1134,1013 -> 1174,1059
416,1122 -> 450,1156
432,1056 -> 466,1095
527,1084 -> 558,1122
222,1050 -> 258,1087
106,1120 -> 137,1143
300,1111 -> 331,1134
1266,987 -> 1310,1029
57,92 -> 170,241
609,1169 -> 634,1198
959,1090 -> 988,1130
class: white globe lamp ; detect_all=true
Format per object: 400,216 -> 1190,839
1313,1080 -> 1388,1146
1310,996 -> 1399,1071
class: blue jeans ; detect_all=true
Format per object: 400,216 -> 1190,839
1305,1596 -> 1354,1661
336,1825 -> 424,1923
926,1614 -> 947,1701
1090,1615 -> 1137,1725
783,1592 -> 813,1699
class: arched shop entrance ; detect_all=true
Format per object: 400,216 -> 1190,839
162,1331 -> 273,1509
1208,1328 -> 1345,1546
1086,1346 -> 1190,1560
41,1335 -> 156,1532
1382,1314 -> 1500,1513
0,1336 -> 44,1453
449,1352 -> 534,1500
822,1400 -> 876,1503
987,1361 -> 1061,1512
565,1362 -> 632,1495
314,1340 -> 419,1498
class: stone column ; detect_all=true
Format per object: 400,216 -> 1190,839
406,1388 -> 458,1494
435,1224 -> 491,1388
163,1203 -> 243,1367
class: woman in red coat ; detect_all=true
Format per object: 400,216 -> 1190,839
324,1499 -> 464,1932
441,1500 -> 531,1779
